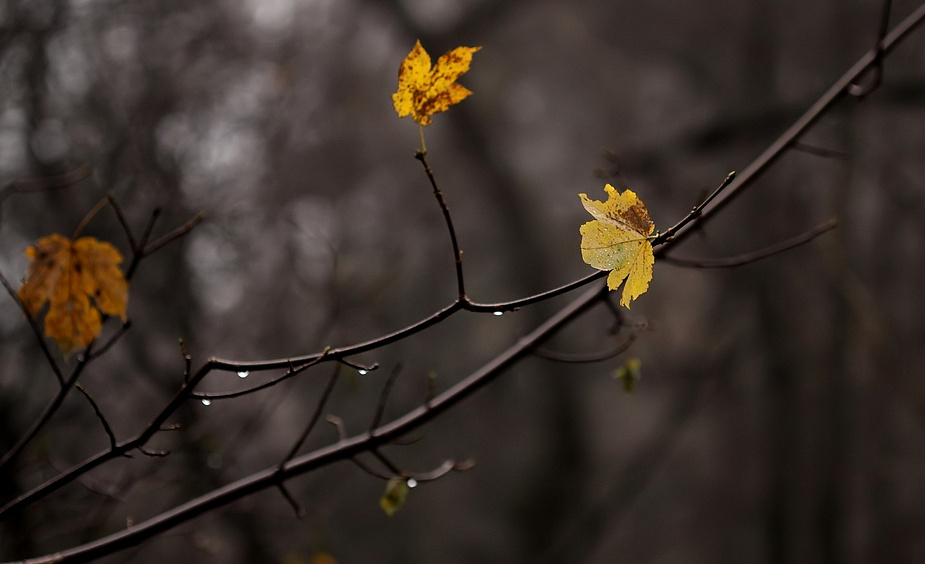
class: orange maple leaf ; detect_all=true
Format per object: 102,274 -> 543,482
18,234 -> 128,355
392,40 -> 481,126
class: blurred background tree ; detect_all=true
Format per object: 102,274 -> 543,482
1,0 -> 924,562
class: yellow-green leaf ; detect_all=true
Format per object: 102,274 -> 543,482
18,234 -> 128,355
613,357 -> 642,392
392,40 -> 481,126
379,478 -> 409,517
579,184 -> 655,308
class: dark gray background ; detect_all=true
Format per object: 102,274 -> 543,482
1,1 -> 924,562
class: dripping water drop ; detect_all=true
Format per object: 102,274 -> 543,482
201,398 -> 212,406
493,310 -> 504,316
358,369 -> 368,375
237,371 -> 249,379
406,478 -> 418,488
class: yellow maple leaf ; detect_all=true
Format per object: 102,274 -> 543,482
579,184 -> 656,308
392,40 -> 481,126
18,234 -> 128,355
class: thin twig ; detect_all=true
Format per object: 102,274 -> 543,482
106,193 -> 137,252
327,417 -> 396,479
194,355 -> 328,401
409,461 -> 455,482
388,433 -> 424,447
138,209 -> 160,247
0,269 -> 64,386
658,2 -> 925,253
72,196 -> 111,239
276,483 -> 305,518
47,453 -> 124,502
279,363 -> 341,464
360,457 -> 474,484
136,446 -> 169,458
326,415 -> 347,441
370,364 -> 403,431
792,142 -> 850,160
209,301 -> 464,372
140,212 -> 204,257
466,270 -> 606,314
532,335 -> 638,364
409,458 -> 475,482
337,357 -> 379,373
372,449 -> 402,476
848,0 -> 891,97
661,219 -> 837,269
1,360 -> 218,516
125,209 -> 160,278
0,165 -> 91,203
0,356 -> 90,471
179,339 -> 191,384
651,171 -> 736,246
87,320 -> 132,361
75,383 -> 117,449
350,457 -> 393,480
415,151 -> 467,300
205,271 -> 600,376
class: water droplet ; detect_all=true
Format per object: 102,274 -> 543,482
237,371 -> 249,379
406,478 -> 418,488
493,310 -> 504,316
358,369 -> 368,375
201,398 -> 212,406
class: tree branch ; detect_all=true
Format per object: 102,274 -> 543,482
656,1 -> 925,255
16,284 -> 607,563
661,219 -> 838,269
0,355 -> 90,471
8,5 -> 925,561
